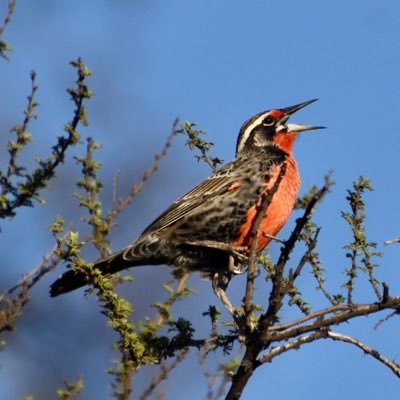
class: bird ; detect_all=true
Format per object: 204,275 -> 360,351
50,99 -> 324,297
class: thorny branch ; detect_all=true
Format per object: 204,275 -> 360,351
343,177 -> 382,303
0,58 -> 92,219
178,121 -> 223,172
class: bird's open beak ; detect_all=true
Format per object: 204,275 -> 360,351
286,123 -> 325,133
278,99 -> 325,132
282,99 -> 319,115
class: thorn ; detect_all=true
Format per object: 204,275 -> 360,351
263,233 -> 286,244
382,282 -> 390,303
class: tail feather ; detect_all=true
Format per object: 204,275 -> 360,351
50,236 -> 167,297
50,235 -> 168,297
50,250 -> 138,297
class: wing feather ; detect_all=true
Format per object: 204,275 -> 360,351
140,146 -> 286,236
141,174 -> 237,235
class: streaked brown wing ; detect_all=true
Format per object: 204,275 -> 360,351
140,146 -> 286,237
141,174 -> 238,235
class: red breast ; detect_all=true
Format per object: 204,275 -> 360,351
232,154 -> 300,250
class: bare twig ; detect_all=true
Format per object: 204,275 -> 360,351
268,303 -> 347,332
262,233 -> 286,244
110,119 -> 179,217
327,331 -> 400,378
374,309 -> 399,331
259,328 -> 400,382
258,330 -> 329,364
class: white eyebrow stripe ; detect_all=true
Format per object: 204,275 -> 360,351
237,113 -> 267,153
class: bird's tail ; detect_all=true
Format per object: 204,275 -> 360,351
49,250 -> 136,297
50,237 -> 165,297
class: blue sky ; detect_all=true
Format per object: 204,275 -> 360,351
1,1 -> 400,399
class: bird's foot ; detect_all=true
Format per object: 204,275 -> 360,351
212,272 -> 237,317
186,240 -> 248,260
228,254 -> 246,275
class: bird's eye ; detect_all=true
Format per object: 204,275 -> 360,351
262,116 -> 275,126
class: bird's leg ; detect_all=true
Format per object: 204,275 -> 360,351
212,269 -> 246,332
186,240 -> 247,323
185,240 -> 248,262
227,253 -> 247,275
212,271 -> 237,317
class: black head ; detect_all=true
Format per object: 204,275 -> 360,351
235,99 -> 324,155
